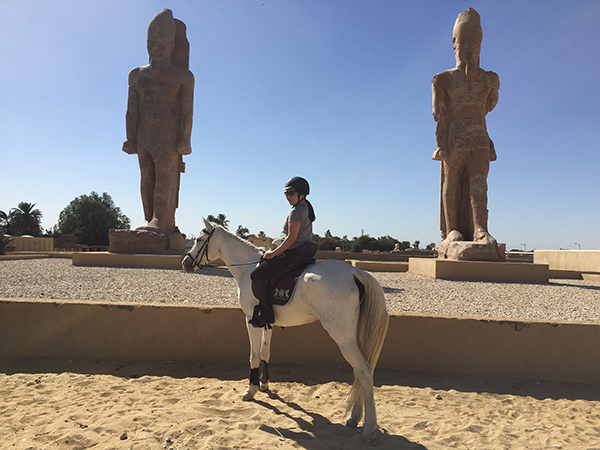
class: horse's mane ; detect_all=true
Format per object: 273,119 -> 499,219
210,223 -> 264,253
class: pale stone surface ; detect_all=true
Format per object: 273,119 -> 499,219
437,239 -> 506,262
432,8 -> 503,261
113,9 -> 194,254
409,257 -> 548,283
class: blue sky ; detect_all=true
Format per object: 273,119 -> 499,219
1,0 -> 599,250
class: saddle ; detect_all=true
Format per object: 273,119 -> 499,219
270,258 -> 315,306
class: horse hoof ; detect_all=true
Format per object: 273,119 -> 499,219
242,385 -> 258,401
345,417 -> 358,428
259,382 -> 269,392
361,431 -> 377,443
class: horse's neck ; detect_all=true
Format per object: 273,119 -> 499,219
214,229 -> 261,280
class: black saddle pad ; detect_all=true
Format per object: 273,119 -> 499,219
271,263 -> 313,306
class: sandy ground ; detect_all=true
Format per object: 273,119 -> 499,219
1,359 -> 600,450
2,259 -> 600,448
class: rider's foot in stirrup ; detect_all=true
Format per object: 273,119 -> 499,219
249,305 -> 274,329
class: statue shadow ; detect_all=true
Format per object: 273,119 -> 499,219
254,390 -> 427,449
549,280 -> 600,292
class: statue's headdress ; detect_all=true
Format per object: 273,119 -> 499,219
147,9 -> 176,47
453,8 -> 482,44
147,9 -> 189,69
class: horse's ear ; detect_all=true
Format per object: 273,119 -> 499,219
203,217 -> 213,231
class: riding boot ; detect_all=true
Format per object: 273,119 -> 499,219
249,280 -> 275,329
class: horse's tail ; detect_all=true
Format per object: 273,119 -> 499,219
345,269 -> 389,416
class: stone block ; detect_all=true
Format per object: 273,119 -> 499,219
409,258 -> 549,283
437,240 -> 506,262
108,229 -> 186,255
346,260 -> 409,272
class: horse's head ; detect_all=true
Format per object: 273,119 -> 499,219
181,218 -> 218,273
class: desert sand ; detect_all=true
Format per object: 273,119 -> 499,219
2,358 -> 600,449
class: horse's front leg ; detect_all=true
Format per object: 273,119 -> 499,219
259,327 -> 273,392
242,322 -> 263,401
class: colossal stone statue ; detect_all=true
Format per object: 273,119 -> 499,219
109,9 -> 194,254
432,8 -> 504,261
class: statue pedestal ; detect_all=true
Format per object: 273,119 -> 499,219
108,228 -> 186,255
437,240 -> 506,262
409,258 -> 549,283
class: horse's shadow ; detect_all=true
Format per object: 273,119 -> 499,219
254,390 -> 426,449
382,286 -> 405,294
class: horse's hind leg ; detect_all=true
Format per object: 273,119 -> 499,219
336,340 -> 378,442
346,376 -> 364,428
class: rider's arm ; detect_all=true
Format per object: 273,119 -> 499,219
263,221 -> 300,260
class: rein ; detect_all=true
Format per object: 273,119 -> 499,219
185,228 -> 263,270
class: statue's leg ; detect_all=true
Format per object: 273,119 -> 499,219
467,151 -> 493,242
441,154 -> 466,240
151,153 -> 179,231
138,150 -> 155,225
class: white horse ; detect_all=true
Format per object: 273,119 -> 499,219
182,219 -> 389,442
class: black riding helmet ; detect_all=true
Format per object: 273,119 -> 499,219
284,177 -> 315,222
284,176 -> 310,196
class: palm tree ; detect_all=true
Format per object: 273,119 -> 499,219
207,213 -> 230,230
10,202 -> 43,236
0,210 -> 9,234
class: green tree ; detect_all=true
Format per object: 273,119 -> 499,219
56,192 -> 130,245
207,214 -> 229,229
0,230 -> 13,254
399,241 -> 411,251
9,202 -> 43,236
412,240 -> 420,250
351,234 -> 375,253
236,225 -> 250,239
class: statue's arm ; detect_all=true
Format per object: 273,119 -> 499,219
177,71 -> 195,155
432,72 -> 450,122
123,69 -> 140,155
486,71 -> 500,112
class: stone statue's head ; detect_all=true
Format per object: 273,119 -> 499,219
147,9 -> 176,63
452,8 -> 482,77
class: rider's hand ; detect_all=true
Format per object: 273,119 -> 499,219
262,250 -> 277,260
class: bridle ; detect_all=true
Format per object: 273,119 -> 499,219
184,227 -> 263,270
185,228 -> 216,270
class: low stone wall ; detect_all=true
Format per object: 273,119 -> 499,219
316,250 -> 433,262
534,250 -> 600,273
1,298 -> 598,384
5,236 -> 54,252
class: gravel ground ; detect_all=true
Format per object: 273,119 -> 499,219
1,258 -> 600,323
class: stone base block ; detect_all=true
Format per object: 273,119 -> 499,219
108,229 -> 186,255
409,258 -> 549,283
438,239 -> 506,262
346,260 -> 409,272
583,273 -> 600,282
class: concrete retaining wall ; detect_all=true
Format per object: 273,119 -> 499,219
1,298 -> 598,384
534,250 -> 600,273
5,236 -> 54,252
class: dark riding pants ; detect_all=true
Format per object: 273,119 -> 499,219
250,249 -> 299,304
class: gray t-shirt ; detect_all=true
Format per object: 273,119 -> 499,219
283,202 -> 313,249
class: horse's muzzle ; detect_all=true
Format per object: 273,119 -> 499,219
181,255 -> 195,273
